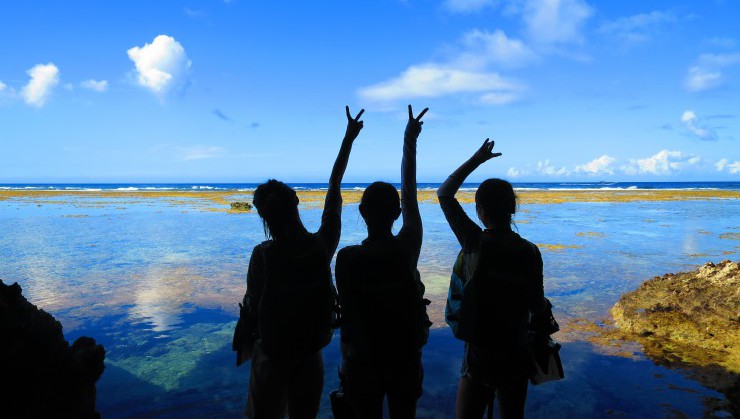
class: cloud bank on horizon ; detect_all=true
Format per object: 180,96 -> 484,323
0,0 -> 737,182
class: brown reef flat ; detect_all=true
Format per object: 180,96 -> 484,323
1,189 -> 739,211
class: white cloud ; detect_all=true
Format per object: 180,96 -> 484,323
444,0 -> 496,13
21,63 -> 60,107
359,64 -> 523,102
359,28 -> 532,104
127,35 -> 191,97
180,146 -> 224,161
507,167 -> 524,177
520,0 -> 593,45
598,11 -> 677,44
536,159 -> 569,176
681,110 -> 717,141
684,52 -> 740,92
0,81 -> 6,92
575,154 -> 616,175
684,67 -> 723,92
622,150 -> 699,175
80,79 -> 108,92
457,29 -> 538,69
716,158 -> 740,174
715,158 -> 729,171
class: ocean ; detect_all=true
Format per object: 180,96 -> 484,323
1,181 -> 739,191
1,182 -> 738,417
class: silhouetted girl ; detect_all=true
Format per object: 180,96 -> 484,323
334,105 -> 431,419
240,107 -> 364,418
437,139 -> 546,419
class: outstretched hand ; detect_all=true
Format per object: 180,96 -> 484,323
344,106 -> 365,141
471,138 -> 502,164
405,104 -> 428,139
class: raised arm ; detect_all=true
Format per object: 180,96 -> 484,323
398,105 -> 428,262
436,139 -> 502,246
318,106 -> 364,256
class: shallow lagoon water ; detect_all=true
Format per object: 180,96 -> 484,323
1,193 -> 738,417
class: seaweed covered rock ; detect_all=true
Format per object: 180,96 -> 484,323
230,201 -> 252,211
0,280 -> 105,419
611,261 -> 739,415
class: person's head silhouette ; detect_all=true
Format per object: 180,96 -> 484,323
253,179 -> 301,239
475,178 -> 516,230
359,181 -> 401,234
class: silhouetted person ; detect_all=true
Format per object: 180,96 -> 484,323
334,105 -> 431,419
437,139 -> 546,419
239,107 -> 364,418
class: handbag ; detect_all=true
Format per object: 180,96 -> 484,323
529,335 -> 564,385
528,298 -> 564,385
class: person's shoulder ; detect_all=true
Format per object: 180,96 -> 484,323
252,240 -> 272,253
337,244 -> 363,260
515,235 -> 541,257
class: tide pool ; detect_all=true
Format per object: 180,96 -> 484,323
1,191 -> 737,417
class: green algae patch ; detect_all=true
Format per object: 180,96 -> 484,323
107,321 -> 236,391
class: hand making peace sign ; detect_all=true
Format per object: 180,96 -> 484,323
405,104 -> 429,140
344,106 -> 365,141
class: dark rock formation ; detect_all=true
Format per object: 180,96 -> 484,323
0,280 -> 105,419
230,201 -> 253,211
611,261 -> 739,416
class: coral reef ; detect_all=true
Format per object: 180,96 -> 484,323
229,201 -> 253,211
0,280 -> 105,419
611,261 -> 739,416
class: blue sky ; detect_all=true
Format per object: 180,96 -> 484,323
0,0 -> 738,182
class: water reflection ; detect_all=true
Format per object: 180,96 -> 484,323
1,195 -> 738,416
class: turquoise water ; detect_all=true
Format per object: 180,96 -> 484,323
1,193 -> 738,417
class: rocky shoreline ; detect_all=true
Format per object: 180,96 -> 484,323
1,280 -> 106,418
611,261 -> 739,416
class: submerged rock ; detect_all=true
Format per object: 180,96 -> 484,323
611,261 -> 739,416
230,201 -> 252,211
0,280 -> 105,419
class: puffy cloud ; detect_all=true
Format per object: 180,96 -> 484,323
574,155 -> 616,175
359,64 -> 523,102
598,11 -> 677,44
359,28 -> 531,104
622,150 -> 699,175
0,81 -> 6,92
520,0 -> 593,45
127,35 -> 191,97
444,0 -> 496,13
684,67 -> 723,92
681,110 -> 717,141
716,158 -> 740,174
684,52 -> 740,92
536,159 -> 569,176
21,63 -> 60,107
80,79 -> 108,92
457,29 -> 538,69
507,167 -> 525,177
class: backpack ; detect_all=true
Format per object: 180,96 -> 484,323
257,234 -> 336,358
445,233 -> 533,349
339,242 -> 431,358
